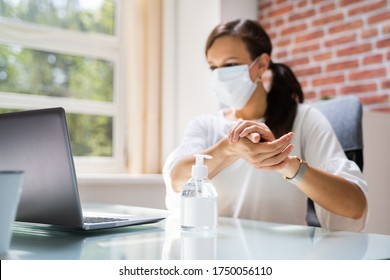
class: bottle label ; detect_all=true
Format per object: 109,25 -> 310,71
181,197 -> 217,228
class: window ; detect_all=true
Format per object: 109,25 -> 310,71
0,0 -> 125,173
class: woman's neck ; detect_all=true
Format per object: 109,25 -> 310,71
235,87 -> 267,120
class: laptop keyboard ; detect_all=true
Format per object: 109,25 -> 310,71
84,216 -> 129,224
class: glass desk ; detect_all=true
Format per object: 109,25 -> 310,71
6,203 -> 390,260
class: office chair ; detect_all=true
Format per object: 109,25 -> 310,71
307,96 -> 364,227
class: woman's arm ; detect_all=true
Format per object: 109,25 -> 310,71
279,158 -> 367,220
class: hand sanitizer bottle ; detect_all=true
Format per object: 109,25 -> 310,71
181,154 -> 218,232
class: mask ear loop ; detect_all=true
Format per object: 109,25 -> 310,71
249,56 -> 263,85
248,56 -> 260,69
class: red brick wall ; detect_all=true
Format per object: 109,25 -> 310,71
258,0 -> 390,112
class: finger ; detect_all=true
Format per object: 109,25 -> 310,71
230,121 -> 249,143
228,121 -> 243,143
240,125 -> 274,142
253,144 -> 294,169
246,132 -> 261,143
264,132 -> 294,151
248,132 -> 293,154
232,121 -> 274,143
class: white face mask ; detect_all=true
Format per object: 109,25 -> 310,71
210,60 -> 258,109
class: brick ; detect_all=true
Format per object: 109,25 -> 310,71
349,0 -> 387,16
325,34 -> 356,47
384,25 -> 390,34
276,38 -> 291,47
262,22 -> 272,31
329,20 -> 363,34
337,43 -> 372,57
313,14 -> 344,26
313,52 -> 332,61
340,83 -> 377,94
281,23 -> 308,36
298,0 -> 307,8
269,4 -> 294,18
361,28 -> 378,39
289,9 -> 315,22
276,50 -> 288,59
377,38 -> 390,49
275,18 -> 284,27
368,11 -> 390,24
320,3 -> 336,13
292,43 -> 320,55
300,80 -> 308,88
294,66 -> 322,76
285,57 -> 310,67
372,106 -> 390,113
382,80 -> 390,89
269,31 -> 277,41
304,90 -> 317,100
363,54 -> 383,65
349,68 -> 387,80
359,94 -> 389,105
327,60 -> 359,72
259,1 -> 272,10
313,75 -> 345,86
340,0 -> 366,7
296,30 -> 324,43
387,51 -> 390,60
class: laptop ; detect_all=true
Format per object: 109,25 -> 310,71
0,107 -> 165,230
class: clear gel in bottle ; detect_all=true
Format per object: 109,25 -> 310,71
181,154 -> 218,232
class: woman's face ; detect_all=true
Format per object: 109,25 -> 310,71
206,35 -> 259,82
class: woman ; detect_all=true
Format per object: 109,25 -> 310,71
163,19 -> 368,231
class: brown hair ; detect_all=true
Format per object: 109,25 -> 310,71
205,19 -> 304,138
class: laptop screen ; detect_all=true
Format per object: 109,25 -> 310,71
0,108 -> 84,228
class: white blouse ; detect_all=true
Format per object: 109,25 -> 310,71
163,104 -> 368,232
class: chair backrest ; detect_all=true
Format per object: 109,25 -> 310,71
312,96 -> 364,170
306,96 -> 364,227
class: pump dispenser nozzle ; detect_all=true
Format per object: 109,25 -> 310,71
192,154 -> 212,179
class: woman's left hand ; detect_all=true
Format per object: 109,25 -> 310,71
228,120 -> 275,143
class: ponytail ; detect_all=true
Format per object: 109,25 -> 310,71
265,61 -> 304,138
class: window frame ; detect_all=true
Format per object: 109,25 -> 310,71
0,0 -> 127,174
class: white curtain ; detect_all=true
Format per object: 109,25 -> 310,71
122,0 -> 163,173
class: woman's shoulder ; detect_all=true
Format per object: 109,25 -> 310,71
296,102 -> 329,122
293,102 -> 335,135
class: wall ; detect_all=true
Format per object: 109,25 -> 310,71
258,0 -> 390,110
78,174 -> 166,209
162,0 -> 221,164
362,111 -> 390,235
